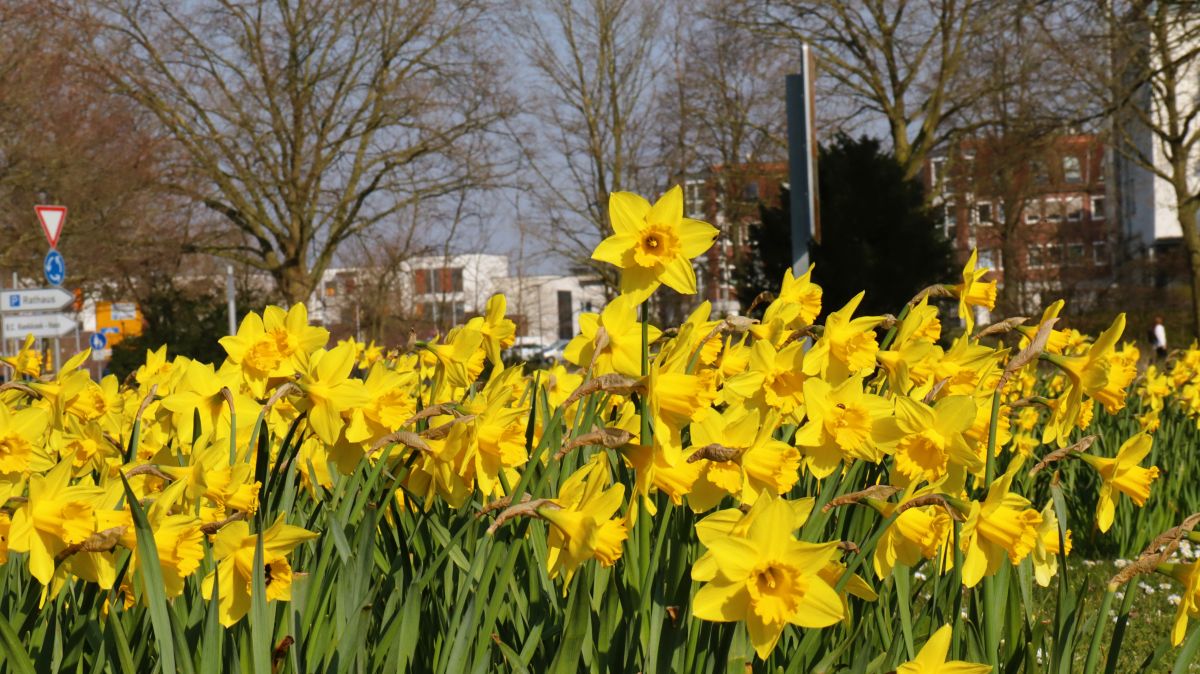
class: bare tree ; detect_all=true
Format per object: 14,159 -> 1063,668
663,2 -> 788,193
80,0 -> 511,303
1045,2 -> 1200,335
506,0 -> 663,287
724,0 -> 995,180
945,4 -> 1083,313
0,1 -> 192,295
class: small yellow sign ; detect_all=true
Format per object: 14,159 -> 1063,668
95,301 -> 144,346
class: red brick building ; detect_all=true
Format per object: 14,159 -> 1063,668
924,134 -> 1115,313
684,162 -> 788,315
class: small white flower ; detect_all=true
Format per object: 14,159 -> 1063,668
1170,594 -> 1182,606
1114,559 -> 1130,569
1139,581 -> 1155,594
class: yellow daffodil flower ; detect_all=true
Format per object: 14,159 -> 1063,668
563,293 -> 660,377
540,453 -> 628,587
691,491 -> 843,659
1042,313 -> 1127,446
687,408 -> 801,510
760,264 -> 823,329
898,624 -> 991,673
954,249 -> 997,335
889,395 -> 980,491
467,294 -> 517,366
1079,432 -> 1159,532
296,343 -> 371,445
871,487 -> 954,579
202,515 -> 318,626
591,185 -> 718,302
220,304 -> 329,398
1031,501 -> 1071,587
793,376 -> 897,477
959,463 -> 1042,588
804,292 -> 885,383
1167,559 -> 1200,645
0,404 -> 52,475
8,461 -> 104,585
722,339 -> 807,421
1,335 -> 43,378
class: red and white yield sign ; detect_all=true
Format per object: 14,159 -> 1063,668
35,205 -> 67,249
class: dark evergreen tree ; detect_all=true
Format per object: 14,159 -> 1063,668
734,188 -> 794,310
810,134 -> 954,316
735,134 -> 953,317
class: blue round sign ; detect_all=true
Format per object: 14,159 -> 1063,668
43,249 -> 65,286
89,333 -> 107,350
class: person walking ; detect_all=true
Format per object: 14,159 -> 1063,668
1153,316 -> 1168,361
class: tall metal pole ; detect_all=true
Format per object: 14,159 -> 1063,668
226,264 -> 237,336
786,43 -> 820,274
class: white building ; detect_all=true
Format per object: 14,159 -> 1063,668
404,253 -> 510,325
308,253 -> 604,346
495,273 -> 605,346
1113,8 -> 1200,255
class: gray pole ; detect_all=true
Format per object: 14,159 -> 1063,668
7,272 -> 15,357
786,43 -> 819,274
226,264 -> 237,336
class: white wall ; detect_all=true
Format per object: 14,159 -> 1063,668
1116,10 -> 1200,250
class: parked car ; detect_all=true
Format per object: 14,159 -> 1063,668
540,339 -> 572,362
508,342 -> 545,362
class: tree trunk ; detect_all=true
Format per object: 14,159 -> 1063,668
998,219 -> 1023,315
1180,201 -> 1200,338
277,264 -> 315,307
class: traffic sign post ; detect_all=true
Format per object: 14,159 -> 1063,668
89,333 -> 107,350
2,313 -> 77,339
8,205 -> 72,375
35,206 -> 67,249
43,250 -> 65,287
1,288 -> 73,312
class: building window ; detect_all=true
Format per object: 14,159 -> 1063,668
1024,200 -> 1040,224
1046,243 -> 1062,263
943,201 -> 958,240
1093,241 -> 1109,265
1066,196 -> 1084,222
978,249 -> 1001,270
1032,160 -> 1049,185
423,267 -> 464,294
1045,199 -> 1064,223
684,179 -> 706,219
1028,246 -> 1044,269
995,201 -> 1006,223
1091,195 -> 1106,220
931,158 -> 946,190
741,181 -> 760,202
557,290 -> 574,340
1067,243 -> 1085,264
1063,155 -> 1082,183
977,201 -> 993,225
